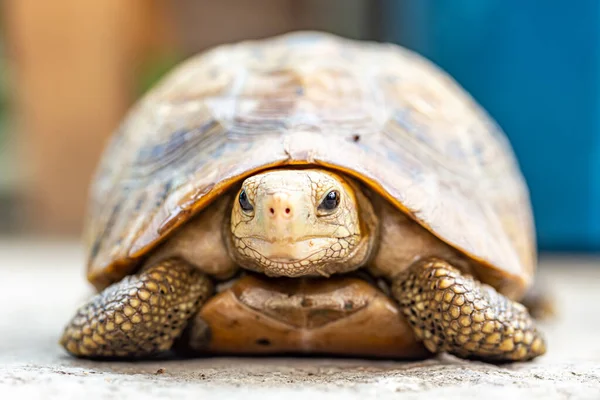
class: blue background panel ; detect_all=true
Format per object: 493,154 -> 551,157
382,0 -> 600,251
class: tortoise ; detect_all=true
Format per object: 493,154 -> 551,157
60,31 -> 547,362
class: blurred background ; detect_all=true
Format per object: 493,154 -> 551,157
0,0 -> 598,254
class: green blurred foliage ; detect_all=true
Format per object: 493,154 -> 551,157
135,53 -> 185,98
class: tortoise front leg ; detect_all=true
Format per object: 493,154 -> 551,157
60,259 -> 213,358
392,258 -> 546,362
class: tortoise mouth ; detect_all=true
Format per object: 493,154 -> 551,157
231,234 -> 362,277
241,236 -> 342,259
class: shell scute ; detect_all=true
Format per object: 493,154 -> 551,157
86,32 -> 535,298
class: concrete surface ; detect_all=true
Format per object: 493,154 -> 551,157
1,239 -> 599,399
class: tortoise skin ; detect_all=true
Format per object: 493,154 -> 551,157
86,31 -> 535,300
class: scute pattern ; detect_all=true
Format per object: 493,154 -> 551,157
394,258 -> 546,361
86,31 -> 535,297
61,259 -> 213,357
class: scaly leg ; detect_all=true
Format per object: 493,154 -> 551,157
60,258 -> 213,358
392,258 -> 546,362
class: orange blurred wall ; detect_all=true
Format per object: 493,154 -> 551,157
2,0 -> 369,236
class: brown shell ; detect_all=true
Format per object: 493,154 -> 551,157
86,32 -> 536,297
195,274 -> 430,359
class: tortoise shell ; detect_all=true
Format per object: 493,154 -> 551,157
86,31 -> 536,299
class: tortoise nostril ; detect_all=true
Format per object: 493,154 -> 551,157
266,193 -> 294,218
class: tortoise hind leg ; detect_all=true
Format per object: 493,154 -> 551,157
392,258 -> 546,362
60,258 -> 213,358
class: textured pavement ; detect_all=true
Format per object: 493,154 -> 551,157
1,239 -> 599,399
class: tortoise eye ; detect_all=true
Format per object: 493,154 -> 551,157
319,190 -> 340,211
239,189 -> 253,212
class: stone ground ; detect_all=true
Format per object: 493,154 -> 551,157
1,239 -> 599,399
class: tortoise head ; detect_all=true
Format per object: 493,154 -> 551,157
228,168 -> 377,277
